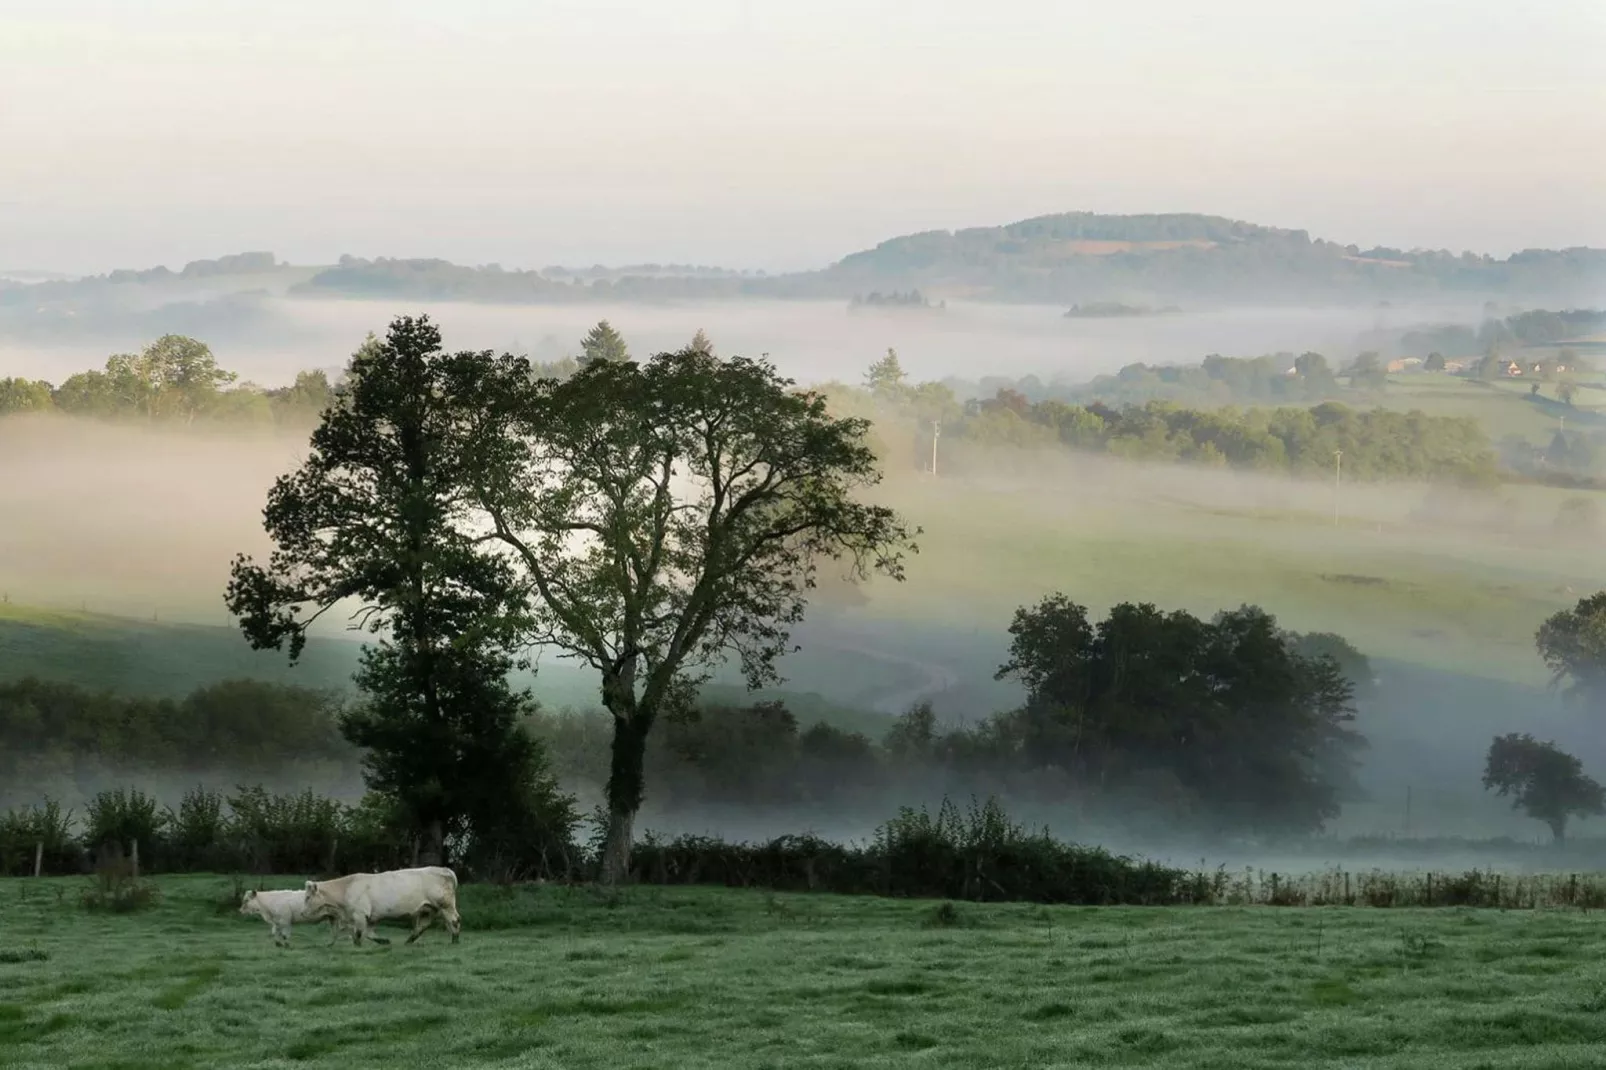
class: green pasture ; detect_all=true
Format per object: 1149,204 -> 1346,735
4,875 -> 1606,1068
1374,373 -> 1606,443
858,468 -> 1606,687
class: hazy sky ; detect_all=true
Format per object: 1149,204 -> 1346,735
3,0 -> 1603,274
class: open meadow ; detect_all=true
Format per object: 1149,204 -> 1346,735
4,875 -> 1606,1069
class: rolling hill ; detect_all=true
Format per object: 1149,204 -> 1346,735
6,214 -> 1604,328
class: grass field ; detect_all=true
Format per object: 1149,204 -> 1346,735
0,602 -> 911,738
4,875 -> 1606,1069
864,463 -> 1606,688
1372,374 -> 1606,442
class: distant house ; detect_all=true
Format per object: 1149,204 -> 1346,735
1505,361 -> 1523,376
1442,359 -> 1468,373
1385,357 -> 1422,373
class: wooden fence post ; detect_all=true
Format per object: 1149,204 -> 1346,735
33,842 -> 43,878
131,839 -> 140,880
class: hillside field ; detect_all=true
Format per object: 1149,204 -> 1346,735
1371,373 -> 1606,443
3,876 -> 1606,1069
6,434 -> 1605,706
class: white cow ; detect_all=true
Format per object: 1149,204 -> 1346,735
304,866 -> 462,947
238,888 -> 347,948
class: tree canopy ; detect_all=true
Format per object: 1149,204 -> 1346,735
1482,733 -> 1605,842
1535,593 -> 1606,711
461,346 -> 918,880
994,595 -> 1364,834
222,316 -> 565,865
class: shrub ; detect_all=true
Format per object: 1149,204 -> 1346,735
82,788 -> 167,864
227,785 -> 344,874
0,799 -> 82,876
80,853 -> 160,914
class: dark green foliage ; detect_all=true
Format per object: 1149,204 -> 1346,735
225,315 -> 569,867
993,596 -> 1365,834
83,789 -> 166,858
0,677 -> 354,808
1483,734 -> 1606,843
226,785 -> 346,874
630,795 -> 1204,905
1537,593 -> 1606,710
0,800 -> 79,875
166,788 -> 229,872
464,343 -> 916,880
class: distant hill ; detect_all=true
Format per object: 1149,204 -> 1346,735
800,212 -> 1606,306
6,213 -> 1606,318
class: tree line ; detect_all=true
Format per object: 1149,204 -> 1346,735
0,335 -> 335,427
9,585 -> 1606,866
843,350 -> 1500,484
1400,308 -> 1606,359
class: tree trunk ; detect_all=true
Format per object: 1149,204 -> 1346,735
600,803 -> 637,886
1549,815 -> 1567,844
600,714 -> 650,885
421,820 -> 445,866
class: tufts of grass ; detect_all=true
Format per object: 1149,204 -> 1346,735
80,857 -> 161,914
8,873 -> 1606,1067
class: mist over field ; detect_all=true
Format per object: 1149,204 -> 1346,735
6,388 -> 1606,858
0,295 -> 1495,390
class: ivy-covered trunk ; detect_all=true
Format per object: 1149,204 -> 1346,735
600,713 -> 650,885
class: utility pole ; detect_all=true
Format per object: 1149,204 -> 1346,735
1333,449 -> 1342,527
931,419 -> 940,476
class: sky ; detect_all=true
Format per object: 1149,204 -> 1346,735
2,0 -> 1604,275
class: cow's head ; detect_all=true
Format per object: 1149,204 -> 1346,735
304,880 -> 330,912
238,889 -> 259,916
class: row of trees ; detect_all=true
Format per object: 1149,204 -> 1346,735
1400,309 -> 1606,359
0,335 -> 336,426
0,678 -> 354,809
0,321 -> 705,428
847,350 -> 1499,484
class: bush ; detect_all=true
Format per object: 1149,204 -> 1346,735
227,785 -> 344,875
80,853 -> 160,913
83,788 -> 167,863
166,787 -> 230,872
0,799 -> 82,876
629,795 -> 1203,906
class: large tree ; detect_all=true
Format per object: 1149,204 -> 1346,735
1536,593 -> 1606,711
1482,733 -> 1605,842
223,315 -> 559,866
995,596 -> 1364,833
464,347 -> 917,882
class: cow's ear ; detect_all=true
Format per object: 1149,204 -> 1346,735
305,881 -> 317,892
243,889 -> 255,900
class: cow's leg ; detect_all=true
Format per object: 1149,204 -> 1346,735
363,912 -> 392,946
441,902 -> 462,945
404,905 -> 437,945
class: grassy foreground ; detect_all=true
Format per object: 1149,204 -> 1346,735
4,876 -> 1606,1068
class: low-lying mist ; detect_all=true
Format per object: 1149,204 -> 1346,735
0,295 -> 1489,390
5,398 -> 1606,853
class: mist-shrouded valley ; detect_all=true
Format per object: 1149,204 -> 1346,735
6,233 -> 1606,877
10,2 -> 1606,1062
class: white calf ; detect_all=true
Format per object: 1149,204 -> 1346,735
238,888 -> 346,947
